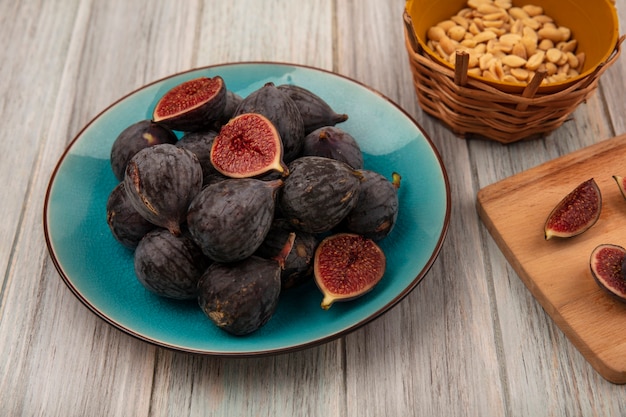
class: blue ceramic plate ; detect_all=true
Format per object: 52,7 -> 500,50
44,63 -> 450,355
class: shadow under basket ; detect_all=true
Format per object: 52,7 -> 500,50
403,10 -> 624,144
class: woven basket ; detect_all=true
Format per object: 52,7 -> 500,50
403,10 -> 624,144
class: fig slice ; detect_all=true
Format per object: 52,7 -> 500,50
613,175 -> 626,199
210,113 -> 287,178
314,233 -> 385,310
152,76 -> 227,132
589,244 -> 626,303
544,178 -> 601,240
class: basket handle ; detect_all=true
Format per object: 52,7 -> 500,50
403,10 -> 421,55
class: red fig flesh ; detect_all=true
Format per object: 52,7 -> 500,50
210,113 -> 286,178
314,233 -> 385,310
153,76 -> 227,132
590,244 -> 626,303
544,178 -> 601,240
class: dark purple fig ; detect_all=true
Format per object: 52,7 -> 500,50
210,113 -> 287,178
234,82 -> 304,162
134,228 -> 210,300
255,219 -> 318,289
110,120 -> 177,181
314,233 -> 385,310
176,130 -> 219,184
152,76 -> 227,132
279,156 -> 361,233
212,90 -> 243,129
124,144 -> 203,236
343,171 -> 401,241
301,126 -> 363,169
106,182 -> 156,249
197,256 -> 282,335
187,178 -> 282,262
544,178 -> 601,240
590,244 -> 626,303
277,84 -> 348,134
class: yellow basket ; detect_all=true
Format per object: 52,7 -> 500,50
403,0 -> 622,144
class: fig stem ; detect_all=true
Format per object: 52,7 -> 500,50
392,172 -> 401,190
272,232 -> 296,270
321,295 -> 336,310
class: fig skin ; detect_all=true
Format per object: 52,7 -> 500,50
197,256 -> 282,336
589,244 -> 626,303
613,175 -> 626,199
343,171 -> 401,241
279,156 -> 362,234
544,178 -> 601,240
110,120 -> 178,181
255,219 -> 319,290
277,84 -> 348,134
212,90 -> 243,129
234,82 -> 305,163
134,228 -> 211,300
187,178 -> 282,263
176,130 -> 219,185
152,76 -> 227,132
210,113 -> 287,179
124,144 -> 203,236
314,233 -> 386,310
301,126 -> 364,170
106,182 -> 156,249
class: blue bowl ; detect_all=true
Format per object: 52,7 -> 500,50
44,62 -> 450,355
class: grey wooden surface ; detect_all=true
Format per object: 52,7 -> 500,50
1,0 -> 625,416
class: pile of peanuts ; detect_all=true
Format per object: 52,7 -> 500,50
426,0 -> 585,86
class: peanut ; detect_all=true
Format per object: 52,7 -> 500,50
425,0 -> 583,86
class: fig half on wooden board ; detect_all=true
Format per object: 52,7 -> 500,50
590,244 -> 626,303
544,178 -> 601,240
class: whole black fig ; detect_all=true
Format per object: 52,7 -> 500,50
279,156 -> 361,234
124,144 -> 203,236
301,126 -> 363,169
277,84 -> 348,134
176,130 -> 219,184
197,256 -> 282,335
255,219 -> 318,289
134,228 -> 210,300
187,178 -> 282,262
343,171 -> 401,241
110,120 -> 177,181
106,182 -> 156,249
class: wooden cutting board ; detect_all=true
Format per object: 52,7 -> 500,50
477,134 -> 626,384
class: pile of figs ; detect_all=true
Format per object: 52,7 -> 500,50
106,75 -> 401,335
543,177 -> 626,304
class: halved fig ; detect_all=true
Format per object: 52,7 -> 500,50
152,76 -> 227,132
233,82 -> 304,162
544,178 -> 601,240
210,113 -> 287,178
589,244 -> 626,303
314,233 -> 385,310
613,175 -> 626,199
